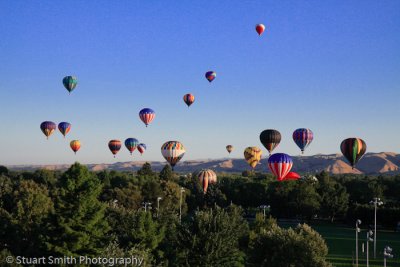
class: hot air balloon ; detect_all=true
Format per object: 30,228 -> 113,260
340,138 -> 367,169
293,128 -> 314,154
244,147 -> 262,169
260,129 -> 281,155
197,169 -> 217,194
40,121 -> 57,139
205,71 -> 216,82
125,138 -> 139,155
226,145 -> 234,154
108,140 -> 122,158
282,171 -> 300,181
137,143 -> 146,155
70,140 -> 81,154
161,141 -> 185,170
139,108 -> 155,127
62,76 -> 77,94
58,122 -> 71,138
183,93 -> 195,107
268,153 -> 293,181
255,24 -> 265,36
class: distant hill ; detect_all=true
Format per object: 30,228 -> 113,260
6,152 -> 400,175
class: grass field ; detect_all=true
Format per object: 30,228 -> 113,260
279,222 -> 400,267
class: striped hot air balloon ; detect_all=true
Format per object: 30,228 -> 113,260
197,169 -> 217,194
62,76 -> 77,94
58,122 -> 71,138
125,138 -> 139,155
183,93 -> 195,107
340,138 -> 367,169
139,108 -> 155,127
40,121 -> 57,139
293,128 -> 314,154
137,143 -> 146,155
108,140 -> 122,158
70,140 -> 81,154
268,153 -> 293,181
161,141 -> 185,170
244,147 -> 262,169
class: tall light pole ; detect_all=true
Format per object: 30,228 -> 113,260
356,219 -> 361,267
179,187 -> 185,223
142,201 -> 152,212
259,205 -> 270,219
383,246 -> 393,267
370,197 -> 383,258
157,197 -> 162,218
366,229 -> 373,267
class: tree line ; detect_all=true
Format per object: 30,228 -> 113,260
0,163 -> 399,266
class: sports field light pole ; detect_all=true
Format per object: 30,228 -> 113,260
157,197 -> 162,218
370,197 -> 383,258
383,246 -> 393,267
259,205 -> 270,219
355,219 -> 361,267
366,229 -> 373,267
179,187 -> 185,223
142,202 -> 152,212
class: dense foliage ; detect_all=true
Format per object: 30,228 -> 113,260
0,163 -> 399,266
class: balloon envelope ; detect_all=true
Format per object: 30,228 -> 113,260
137,143 -> 146,155
58,122 -> 71,138
197,169 -> 217,194
70,140 -> 81,154
40,121 -> 57,139
205,71 -> 216,82
244,147 -> 262,169
108,140 -> 122,157
340,138 -> 367,169
183,94 -> 195,107
226,145 -> 234,154
282,171 -> 300,181
161,141 -> 185,169
125,138 -> 139,155
62,76 -> 77,93
255,24 -> 265,35
139,108 -> 155,127
293,128 -> 314,153
268,153 -> 293,181
260,129 -> 281,155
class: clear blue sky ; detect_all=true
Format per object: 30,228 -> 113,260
1,0 -> 399,165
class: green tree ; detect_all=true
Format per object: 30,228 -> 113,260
175,206 -> 248,267
137,162 -> 155,177
248,223 -> 332,267
159,164 -> 174,182
48,163 -> 109,256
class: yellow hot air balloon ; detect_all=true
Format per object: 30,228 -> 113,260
244,146 -> 262,169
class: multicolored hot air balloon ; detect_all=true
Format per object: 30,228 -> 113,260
293,128 -> 314,154
260,129 -> 281,155
268,153 -> 293,181
70,140 -> 81,154
40,121 -> 57,139
62,76 -> 77,94
197,169 -> 217,194
161,141 -> 185,170
58,122 -> 71,138
282,171 -> 300,181
108,140 -> 122,158
205,71 -> 216,82
226,145 -> 234,154
137,143 -> 146,155
340,138 -> 367,169
125,138 -> 139,155
139,108 -> 155,127
255,23 -> 265,36
244,147 -> 262,169
183,94 -> 195,107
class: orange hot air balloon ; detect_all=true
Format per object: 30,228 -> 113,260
70,140 -> 81,154
108,140 -> 122,158
183,93 -> 195,107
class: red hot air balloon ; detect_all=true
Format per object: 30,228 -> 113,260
255,24 -> 265,36
268,153 -> 293,181
282,172 -> 301,181
183,93 -> 195,107
139,108 -> 155,127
